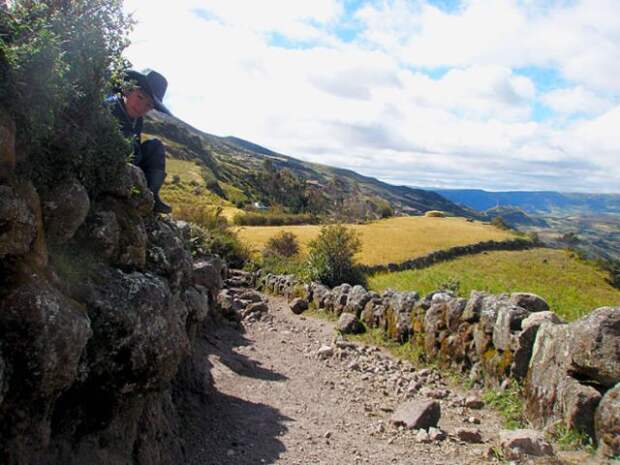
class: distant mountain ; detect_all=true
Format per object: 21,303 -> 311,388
432,189 -> 620,215
483,206 -> 549,228
144,112 -> 474,219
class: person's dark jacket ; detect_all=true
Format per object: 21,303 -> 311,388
106,95 -> 144,163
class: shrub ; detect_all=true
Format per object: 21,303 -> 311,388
1,1 -> 133,195
263,231 -> 299,259
233,211 -> 317,226
188,224 -> 250,269
260,255 -> 304,276
302,224 -> 366,287
174,204 -> 228,230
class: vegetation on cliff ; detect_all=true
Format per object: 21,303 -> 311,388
1,0 -> 131,194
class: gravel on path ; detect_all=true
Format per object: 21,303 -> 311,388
185,293 -> 567,465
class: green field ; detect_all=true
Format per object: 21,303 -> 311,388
160,158 -> 243,222
369,249 -> 620,321
236,216 -> 516,265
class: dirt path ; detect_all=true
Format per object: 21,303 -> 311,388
185,293 -> 559,465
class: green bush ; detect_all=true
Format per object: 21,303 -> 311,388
188,223 -> 250,269
260,255 -> 305,276
1,1 -> 132,195
174,204 -> 228,230
233,211 -> 317,226
263,231 -> 299,259
302,224 -> 366,287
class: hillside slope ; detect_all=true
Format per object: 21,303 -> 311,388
144,112 -> 474,219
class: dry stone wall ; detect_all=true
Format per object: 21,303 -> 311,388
0,134 -> 224,465
361,238 -> 541,274
256,272 -> 620,458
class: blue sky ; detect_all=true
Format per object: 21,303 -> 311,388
124,0 -> 620,193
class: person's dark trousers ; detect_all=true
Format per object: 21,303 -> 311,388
134,138 -> 172,214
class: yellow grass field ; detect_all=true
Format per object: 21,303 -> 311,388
236,216 -> 517,265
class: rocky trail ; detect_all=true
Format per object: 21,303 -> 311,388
185,291 -> 570,465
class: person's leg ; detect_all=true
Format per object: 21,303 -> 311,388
139,138 -> 172,214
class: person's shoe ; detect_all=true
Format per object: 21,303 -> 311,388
153,195 -> 172,214
145,169 -> 172,214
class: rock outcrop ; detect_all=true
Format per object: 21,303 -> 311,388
0,163 -> 224,465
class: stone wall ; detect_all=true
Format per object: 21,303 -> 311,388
256,272 -> 620,458
0,124 -> 224,465
361,238 -> 541,275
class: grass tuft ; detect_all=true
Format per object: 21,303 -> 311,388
481,381 -> 525,430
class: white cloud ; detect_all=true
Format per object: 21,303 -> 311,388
541,86 -> 613,116
356,0 -> 620,93
121,0 -> 620,193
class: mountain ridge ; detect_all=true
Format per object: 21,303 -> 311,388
432,188 -> 620,215
144,111 -> 476,220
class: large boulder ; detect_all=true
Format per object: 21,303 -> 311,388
343,285 -> 371,317
492,305 -> 530,352
509,292 -> 549,313
423,293 -> 452,357
73,267 -> 190,394
525,307 -> 620,436
146,217 -> 193,291
337,313 -> 364,334
499,429 -> 554,459
568,306 -> 620,387
595,382 -> 620,458
124,164 -> 154,216
390,400 -> 440,430
0,183 -> 37,257
290,297 -> 308,315
183,285 -> 211,337
511,311 -> 562,381
331,283 -> 352,315
310,282 -> 330,309
103,163 -> 154,216
385,291 -> 418,342
360,294 -> 384,329
82,210 -> 120,259
86,197 -> 147,269
0,272 -> 92,459
472,294 -> 509,357
446,297 -> 467,331
192,256 -> 226,302
462,291 -> 489,322
42,177 -> 90,245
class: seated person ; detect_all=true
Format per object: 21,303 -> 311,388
108,69 -> 172,214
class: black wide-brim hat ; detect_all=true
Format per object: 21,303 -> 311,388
125,69 -> 172,115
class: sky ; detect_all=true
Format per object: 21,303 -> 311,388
123,0 -> 620,193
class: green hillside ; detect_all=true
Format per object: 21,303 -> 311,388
144,112 -> 475,221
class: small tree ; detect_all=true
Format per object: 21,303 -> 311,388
303,224 -> 366,287
263,231 -> 299,259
